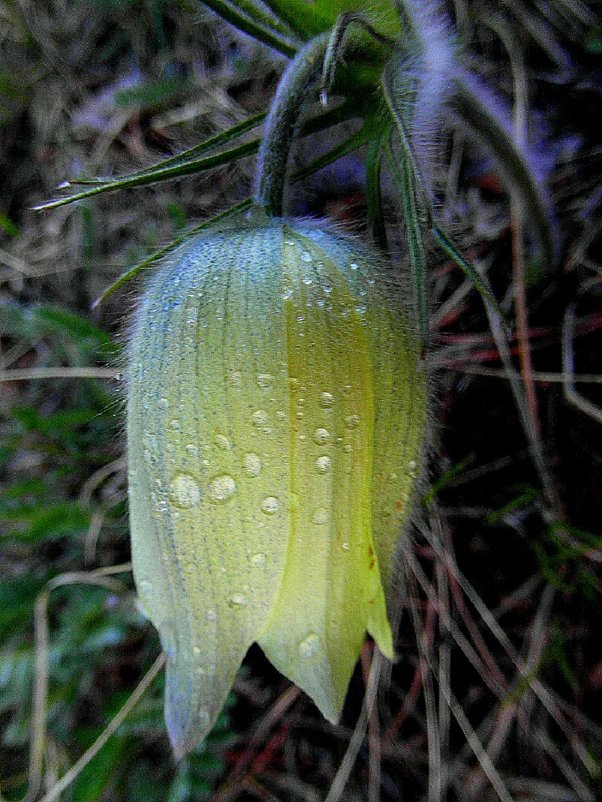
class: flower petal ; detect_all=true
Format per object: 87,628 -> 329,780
128,228 -> 294,756
256,230 -> 395,722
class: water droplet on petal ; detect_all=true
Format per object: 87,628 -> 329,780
261,496 -> 279,515
315,455 -> 332,474
228,593 -> 247,607
207,474 -> 236,503
319,392 -> 334,408
243,453 -> 261,477
313,428 -> 330,445
214,434 -> 231,450
252,410 -> 269,427
169,473 -> 202,508
312,507 -> 329,525
298,632 -> 320,657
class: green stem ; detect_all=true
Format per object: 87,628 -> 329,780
254,32 -> 330,217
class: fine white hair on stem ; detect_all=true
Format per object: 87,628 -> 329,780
391,0 -> 456,194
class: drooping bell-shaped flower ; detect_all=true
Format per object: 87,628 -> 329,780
127,220 -> 427,758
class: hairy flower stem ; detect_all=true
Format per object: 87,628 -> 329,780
255,33 -> 329,217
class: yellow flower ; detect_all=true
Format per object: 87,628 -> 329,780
127,220 -> 427,757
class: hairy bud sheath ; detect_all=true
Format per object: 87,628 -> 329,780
127,221 -> 427,757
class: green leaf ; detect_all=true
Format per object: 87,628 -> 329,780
69,112 -> 266,186
68,736 -> 128,802
197,0 -> 298,56
0,501 -> 90,542
365,127 -> 388,249
33,140 -> 259,211
432,224 -> 504,317
384,140 -> 429,347
114,76 -> 190,111
0,211 -> 19,237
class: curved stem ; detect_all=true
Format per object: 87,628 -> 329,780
254,32 -> 329,216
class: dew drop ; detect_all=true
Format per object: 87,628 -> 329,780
186,444 -> 200,457
408,460 -> 418,478
300,250 -> 313,263
206,609 -> 218,622
169,419 -> 181,431
315,455 -> 332,474
158,397 -> 169,410
345,414 -> 360,429
313,427 -> 331,445
169,473 -> 202,508
298,632 -> 320,657
207,474 -> 236,503
193,646 -> 201,656
257,373 -> 273,388
197,709 -> 210,726
261,496 -> 279,515
341,541 -> 351,551
349,261 -> 359,271
228,593 -> 247,607
214,434 -> 232,451
229,371 -> 242,388
319,392 -> 334,408
252,410 -> 269,427
302,275 -> 313,285
343,444 -> 353,454
249,552 -> 266,566
312,507 -> 330,525
243,453 -> 261,478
